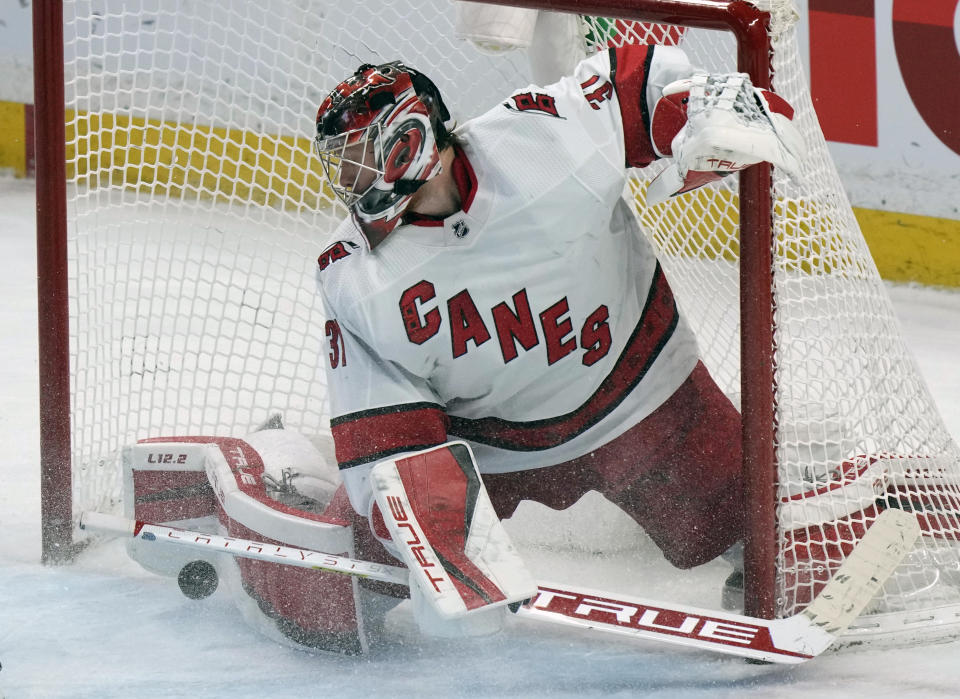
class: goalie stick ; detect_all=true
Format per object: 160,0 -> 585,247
79,511 -> 410,585
79,508 -> 919,664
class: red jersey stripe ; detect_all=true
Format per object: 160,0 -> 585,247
332,403 -> 449,467
611,44 -> 658,167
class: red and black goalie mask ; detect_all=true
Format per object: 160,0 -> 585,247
315,61 -> 451,249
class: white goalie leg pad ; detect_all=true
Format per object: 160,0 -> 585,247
370,442 -> 537,625
121,441 -> 218,577
409,580 -> 508,638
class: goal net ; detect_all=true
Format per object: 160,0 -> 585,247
45,0 -> 960,645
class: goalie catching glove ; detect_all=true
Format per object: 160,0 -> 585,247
646,71 -> 805,205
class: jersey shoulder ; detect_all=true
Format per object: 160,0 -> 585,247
316,216 -> 436,321
453,51 -> 632,210
466,51 -> 618,142
317,238 -> 362,275
314,217 -> 370,312
316,217 -> 364,279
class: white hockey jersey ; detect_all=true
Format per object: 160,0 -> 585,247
317,44 -> 702,513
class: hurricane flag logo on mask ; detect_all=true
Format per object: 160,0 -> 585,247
315,62 -> 452,250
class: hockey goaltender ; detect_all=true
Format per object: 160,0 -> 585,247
113,12 -> 806,655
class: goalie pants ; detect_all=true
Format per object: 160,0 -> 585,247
482,360 -> 743,569
354,360 -> 743,576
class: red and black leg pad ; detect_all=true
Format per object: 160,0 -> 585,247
371,442 -> 536,619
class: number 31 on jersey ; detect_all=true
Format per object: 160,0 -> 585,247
325,319 -> 347,369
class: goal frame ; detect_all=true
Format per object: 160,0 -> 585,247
35,0 -> 778,617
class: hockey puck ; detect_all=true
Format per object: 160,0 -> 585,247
177,560 -> 219,600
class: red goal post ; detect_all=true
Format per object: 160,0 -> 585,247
34,0 -> 960,645
35,0 -> 72,565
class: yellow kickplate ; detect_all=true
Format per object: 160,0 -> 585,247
0,101 -> 27,177
856,207 -> 960,288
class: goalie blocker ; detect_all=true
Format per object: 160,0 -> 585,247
120,418 -> 391,654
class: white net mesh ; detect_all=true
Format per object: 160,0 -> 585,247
763,7 -> 960,634
62,0 -> 960,644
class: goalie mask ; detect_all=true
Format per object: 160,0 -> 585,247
315,61 -> 452,250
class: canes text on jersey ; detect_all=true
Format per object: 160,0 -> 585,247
399,280 -> 612,367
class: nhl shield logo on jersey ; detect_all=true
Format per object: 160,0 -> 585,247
452,220 -> 470,238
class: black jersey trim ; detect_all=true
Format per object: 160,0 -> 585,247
638,45 -> 656,141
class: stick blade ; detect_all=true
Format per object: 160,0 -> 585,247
801,508 -> 921,634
